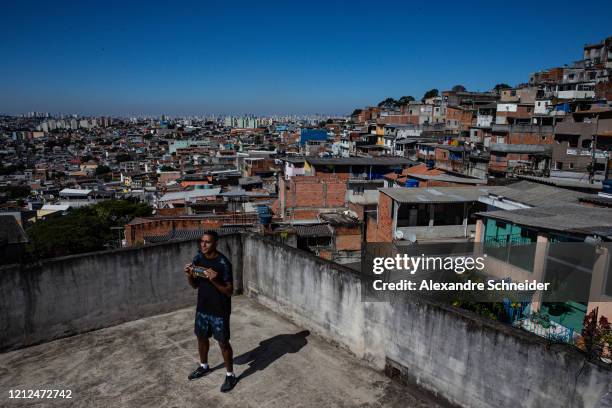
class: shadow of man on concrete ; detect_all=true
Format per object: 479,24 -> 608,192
234,330 -> 310,381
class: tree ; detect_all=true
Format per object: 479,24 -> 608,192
397,95 -> 415,106
0,164 -> 25,176
377,97 -> 398,109
493,83 -> 511,92
116,153 -> 132,163
451,85 -> 467,92
25,200 -> 153,259
95,165 -> 111,175
351,109 -> 362,117
579,307 -> 611,357
422,89 -> 439,101
0,185 -> 31,199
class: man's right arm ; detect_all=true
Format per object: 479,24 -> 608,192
184,263 -> 198,289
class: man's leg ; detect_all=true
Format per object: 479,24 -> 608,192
219,340 -> 237,392
218,340 -> 233,373
198,336 -> 210,365
189,314 -> 212,380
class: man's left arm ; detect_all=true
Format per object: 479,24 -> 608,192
206,262 -> 233,297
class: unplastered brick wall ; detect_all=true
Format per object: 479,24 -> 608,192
375,193 -> 393,242
508,132 -> 553,145
284,175 -> 348,218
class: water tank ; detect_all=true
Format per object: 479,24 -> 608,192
405,179 -> 419,188
603,179 -> 612,194
256,205 -> 272,225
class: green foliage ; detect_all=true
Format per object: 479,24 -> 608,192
0,163 -> 25,176
397,95 -> 415,106
451,300 -> 506,321
25,199 -> 152,259
95,165 -> 111,175
451,84 -> 467,92
115,153 -> 132,163
422,88 -> 439,101
377,97 -> 398,109
581,307 -> 611,356
351,109 -> 362,116
494,83 -> 512,91
0,185 -> 31,199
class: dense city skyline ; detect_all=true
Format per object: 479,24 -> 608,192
1,0 -> 612,116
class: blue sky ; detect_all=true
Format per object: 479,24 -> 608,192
1,0 -> 611,116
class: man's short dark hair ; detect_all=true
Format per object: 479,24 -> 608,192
202,230 -> 219,242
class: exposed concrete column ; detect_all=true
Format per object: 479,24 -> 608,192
586,246 -> 612,319
392,201 -> 399,236
474,219 -> 484,242
530,234 -> 549,312
462,203 -> 468,237
428,204 -> 434,227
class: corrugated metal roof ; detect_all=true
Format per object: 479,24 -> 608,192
59,188 -> 93,196
490,144 -> 552,154
517,175 -> 602,190
579,195 -> 612,207
486,181 -> 589,207
380,187 -> 494,203
306,157 -> 415,166
159,188 -> 221,202
408,174 -> 487,185
238,176 -> 262,185
293,224 -> 333,237
477,204 -> 612,235
144,226 -> 251,243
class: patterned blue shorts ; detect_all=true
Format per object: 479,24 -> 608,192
194,312 -> 230,342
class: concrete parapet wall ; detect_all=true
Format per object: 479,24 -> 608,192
0,235 -> 243,351
241,234 -> 611,408
1,233 -> 610,407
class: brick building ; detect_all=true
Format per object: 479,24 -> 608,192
278,174 -> 348,221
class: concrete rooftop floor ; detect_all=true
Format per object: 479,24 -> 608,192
0,296 -> 445,407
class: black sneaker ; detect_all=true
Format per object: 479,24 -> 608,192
188,365 -> 210,380
220,374 -> 237,392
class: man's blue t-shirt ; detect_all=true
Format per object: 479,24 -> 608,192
192,251 -> 233,317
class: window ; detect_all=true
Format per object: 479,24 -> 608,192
569,163 -> 574,169
581,139 -> 592,149
556,161 -> 563,170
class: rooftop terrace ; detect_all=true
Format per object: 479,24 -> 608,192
0,296 -> 441,407
1,234 -> 610,407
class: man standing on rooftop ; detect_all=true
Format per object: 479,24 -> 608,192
184,231 -> 237,392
